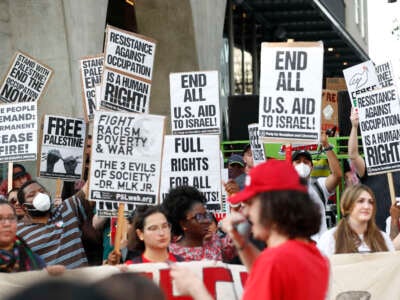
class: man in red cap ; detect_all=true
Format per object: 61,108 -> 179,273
171,159 -> 329,300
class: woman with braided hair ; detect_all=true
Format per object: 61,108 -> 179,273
318,184 -> 394,255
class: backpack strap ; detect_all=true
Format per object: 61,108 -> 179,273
311,179 -> 326,208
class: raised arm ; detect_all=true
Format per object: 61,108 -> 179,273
348,108 -> 366,177
321,132 -> 342,193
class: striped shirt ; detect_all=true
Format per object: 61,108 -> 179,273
17,192 -> 88,269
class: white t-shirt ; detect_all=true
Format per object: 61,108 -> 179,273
308,177 -> 331,242
317,226 -> 395,256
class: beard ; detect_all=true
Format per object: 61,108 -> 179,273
27,209 -> 50,218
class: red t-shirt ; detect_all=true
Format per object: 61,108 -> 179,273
125,252 -> 179,265
243,239 -> 329,300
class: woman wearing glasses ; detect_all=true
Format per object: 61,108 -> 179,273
162,186 -> 235,262
107,205 -> 183,264
0,199 -> 45,272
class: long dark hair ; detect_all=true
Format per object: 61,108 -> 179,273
132,205 -> 168,252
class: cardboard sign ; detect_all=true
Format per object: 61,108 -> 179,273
343,60 -> 380,107
104,25 -> 156,82
0,103 -> 37,163
325,77 -> 347,90
89,111 -> 165,205
38,115 -> 86,180
0,51 -> 53,104
170,71 -> 221,134
321,90 -> 339,135
79,55 -> 104,121
357,86 -> 400,174
375,61 -> 396,89
160,135 -> 222,211
258,42 -> 323,144
247,124 -> 266,165
100,68 -> 151,113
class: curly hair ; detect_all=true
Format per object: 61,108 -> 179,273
161,186 -> 206,237
131,205 -> 168,252
334,184 -> 388,253
257,190 -> 321,239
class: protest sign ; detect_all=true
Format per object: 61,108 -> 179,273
89,111 -> 165,205
79,55 -> 104,121
258,42 -> 323,144
0,103 -> 37,163
38,115 -> 86,180
343,60 -> 379,107
0,51 -> 53,104
356,86 -> 400,174
321,90 -> 339,135
100,68 -> 151,113
170,71 -> 221,134
95,200 -> 134,217
376,61 -> 396,89
160,134 -> 222,211
247,124 -> 266,165
104,25 -> 156,82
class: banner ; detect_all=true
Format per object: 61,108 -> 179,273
247,124 -> 265,165
160,135 -> 222,211
258,42 -> 323,144
356,86 -> 400,174
38,115 -> 86,180
89,111 -> 165,205
0,103 -> 37,163
170,71 -> 220,134
343,60 -> 380,108
79,55 -> 104,121
1,252 -> 400,300
0,51 -> 53,104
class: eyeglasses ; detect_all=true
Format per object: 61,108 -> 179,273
0,215 -> 17,224
8,198 -> 18,205
145,222 -> 171,233
187,212 -> 214,223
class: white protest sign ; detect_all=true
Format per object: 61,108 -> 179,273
160,135 -> 222,210
258,42 -> 323,144
248,123 -> 266,165
170,71 -> 220,134
79,55 -> 104,121
100,68 -> 151,113
220,167 -> 228,213
0,51 -> 53,104
0,103 -> 37,162
357,86 -> 400,174
343,60 -> 380,107
89,111 -> 165,205
104,25 -> 156,82
39,115 -> 86,180
375,61 -> 397,89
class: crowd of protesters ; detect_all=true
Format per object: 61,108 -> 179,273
0,111 -> 399,300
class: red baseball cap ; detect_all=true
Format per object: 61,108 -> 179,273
228,159 -> 307,205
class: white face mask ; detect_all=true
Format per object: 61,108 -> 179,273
294,163 -> 311,178
32,193 -> 51,212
